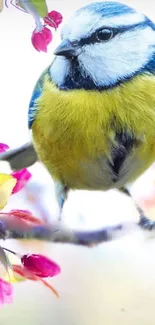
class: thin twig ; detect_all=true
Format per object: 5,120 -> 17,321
0,216 -> 138,246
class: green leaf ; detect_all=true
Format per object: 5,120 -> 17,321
18,0 -> 48,18
0,247 -> 12,274
31,0 -> 48,17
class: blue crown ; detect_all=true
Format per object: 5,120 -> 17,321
76,1 -> 136,18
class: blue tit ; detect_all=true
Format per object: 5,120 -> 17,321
2,1 -> 155,229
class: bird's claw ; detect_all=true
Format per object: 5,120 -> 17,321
139,216 -> 155,231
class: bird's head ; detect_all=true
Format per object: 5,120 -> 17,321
50,1 -> 155,90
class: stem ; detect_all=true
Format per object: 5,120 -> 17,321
2,247 -> 17,256
19,0 -> 43,31
10,0 -> 27,13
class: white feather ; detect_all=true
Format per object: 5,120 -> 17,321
50,56 -> 71,86
61,12 -> 145,41
50,5 -> 155,88
78,26 -> 155,86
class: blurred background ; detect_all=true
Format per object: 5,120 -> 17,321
1,1 -> 155,324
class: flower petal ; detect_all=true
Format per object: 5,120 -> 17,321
21,254 -> 61,278
13,265 -> 38,281
9,209 -> 45,225
0,278 -> 13,306
13,265 -> 59,297
11,169 -> 32,194
42,27 -> 53,45
10,273 -> 26,283
0,174 -> 16,210
3,254 -> 25,283
4,268 -> 26,284
0,143 -> 9,153
31,27 -> 53,52
44,10 -> 63,28
32,31 -> 47,52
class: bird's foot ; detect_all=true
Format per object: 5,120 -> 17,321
121,187 -> 155,231
138,216 -> 155,231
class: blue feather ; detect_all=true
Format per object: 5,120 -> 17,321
28,79 -> 43,129
77,2 -> 136,18
144,51 -> 155,72
28,68 -> 51,129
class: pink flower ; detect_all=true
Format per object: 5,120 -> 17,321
11,169 -> 32,194
8,209 -> 45,225
21,254 -> 61,278
0,143 -> 9,153
0,278 -> 13,306
13,265 -> 38,281
44,10 -> 63,28
31,27 -> 53,52
0,143 -> 32,193
13,265 -> 59,298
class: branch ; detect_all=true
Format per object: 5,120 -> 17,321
0,215 -> 138,246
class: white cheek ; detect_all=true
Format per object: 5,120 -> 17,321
79,27 -> 155,86
79,47 -> 107,85
49,57 -> 71,86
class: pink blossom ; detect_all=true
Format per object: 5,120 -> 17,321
11,169 -> 32,194
44,10 -> 63,28
13,265 -> 37,281
0,143 -> 9,153
0,278 -> 13,306
8,209 -> 45,225
13,265 -> 59,298
31,27 -> 53,52
0,143 -> 32,193
21,254 -> 61,278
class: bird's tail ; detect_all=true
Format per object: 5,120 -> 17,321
0,142 -> 38,171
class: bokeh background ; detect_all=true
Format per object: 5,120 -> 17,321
1,1 -> 155,324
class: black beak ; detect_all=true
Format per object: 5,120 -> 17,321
54,39 -> 77,58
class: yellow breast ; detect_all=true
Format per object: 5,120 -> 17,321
32,73 -> 155,189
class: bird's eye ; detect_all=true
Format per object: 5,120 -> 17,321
96,28 -> 113,42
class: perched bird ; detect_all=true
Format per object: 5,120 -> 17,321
2,1 -> 155,229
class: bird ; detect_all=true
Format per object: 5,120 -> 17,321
1,1 -> 155,229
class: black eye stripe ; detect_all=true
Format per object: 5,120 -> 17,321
79,28 -> 116,46
78,19 -> 152,47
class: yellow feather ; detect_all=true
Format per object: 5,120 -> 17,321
32,73 -> 155,189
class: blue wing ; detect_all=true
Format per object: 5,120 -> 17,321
28,68 -> 50,129
28,78 -> 43,129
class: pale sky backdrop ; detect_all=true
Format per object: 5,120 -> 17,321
1,1 -> 155,325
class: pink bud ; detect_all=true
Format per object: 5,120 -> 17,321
42,26 -> 53,44
11,168 -> 32,194
0,278 -> 13,306
21,254 -> 61,278
13,265 -> 59,297
13,265 -> 38,281
0,143 -> 9,153
44,10 -> 63,28
31,27 -> 53,52
9,209 -> 45,225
